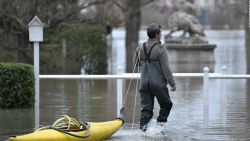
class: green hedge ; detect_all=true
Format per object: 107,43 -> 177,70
0,63 -> 35,108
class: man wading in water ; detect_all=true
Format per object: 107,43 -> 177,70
134,23 -> 176,132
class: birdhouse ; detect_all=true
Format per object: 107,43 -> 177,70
28,16 -> 44,42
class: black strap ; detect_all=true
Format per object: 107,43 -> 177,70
142,43 -> 158,63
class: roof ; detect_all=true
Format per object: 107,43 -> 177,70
28,16 -> 44,27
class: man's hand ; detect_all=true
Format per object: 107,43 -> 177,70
170,85 -> 176,91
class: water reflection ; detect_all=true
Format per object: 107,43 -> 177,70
247,80 -> 250,126
0,109 -> 34,140
40,80 -> 117,124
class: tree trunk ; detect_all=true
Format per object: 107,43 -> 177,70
246,0 -> 250,73
17,33 -> 30,63
245,0 -> 250,123
125,0 -> 141,73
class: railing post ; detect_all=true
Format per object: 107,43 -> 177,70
34,42 -> 40,129
117,66 -> 123,117
203,67 -> 209,127
221,65 -> 227,126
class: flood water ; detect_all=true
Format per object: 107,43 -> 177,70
1,30 -> 249,141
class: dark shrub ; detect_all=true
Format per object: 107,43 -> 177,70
0,63 -> 34,108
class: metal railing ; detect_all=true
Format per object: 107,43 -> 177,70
38,66 -> 250,128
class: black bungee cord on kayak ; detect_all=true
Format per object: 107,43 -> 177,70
35,115 -> 91,138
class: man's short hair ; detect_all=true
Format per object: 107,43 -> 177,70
147,23 -> 161,39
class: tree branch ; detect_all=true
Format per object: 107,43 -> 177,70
79,0 -> 112,10
112,0 -> 126,12
141,0 -> 156,7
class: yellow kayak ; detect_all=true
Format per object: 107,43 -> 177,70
9,116 -> 123,141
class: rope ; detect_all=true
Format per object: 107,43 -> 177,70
36,115 -> 90,138
122,46 -> 141,108
130,60 -> 140,132
120,44 -> 141,132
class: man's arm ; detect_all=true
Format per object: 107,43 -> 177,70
159,46 -> 176,89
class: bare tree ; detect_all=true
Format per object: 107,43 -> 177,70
246,0 -> 250,73
124,0 -> 142,73
113,0 -> 156,72
0,0 -> 108,63
245,0 -> 250,99
0,0 -> 157,72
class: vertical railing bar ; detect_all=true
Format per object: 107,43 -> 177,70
203,67 -> 209,127
221,65 -> 227,126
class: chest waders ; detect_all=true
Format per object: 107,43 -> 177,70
139,42 -> 173,130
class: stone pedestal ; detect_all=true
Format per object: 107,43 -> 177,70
164,43 -> 216,63
164,43 -> 217,73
